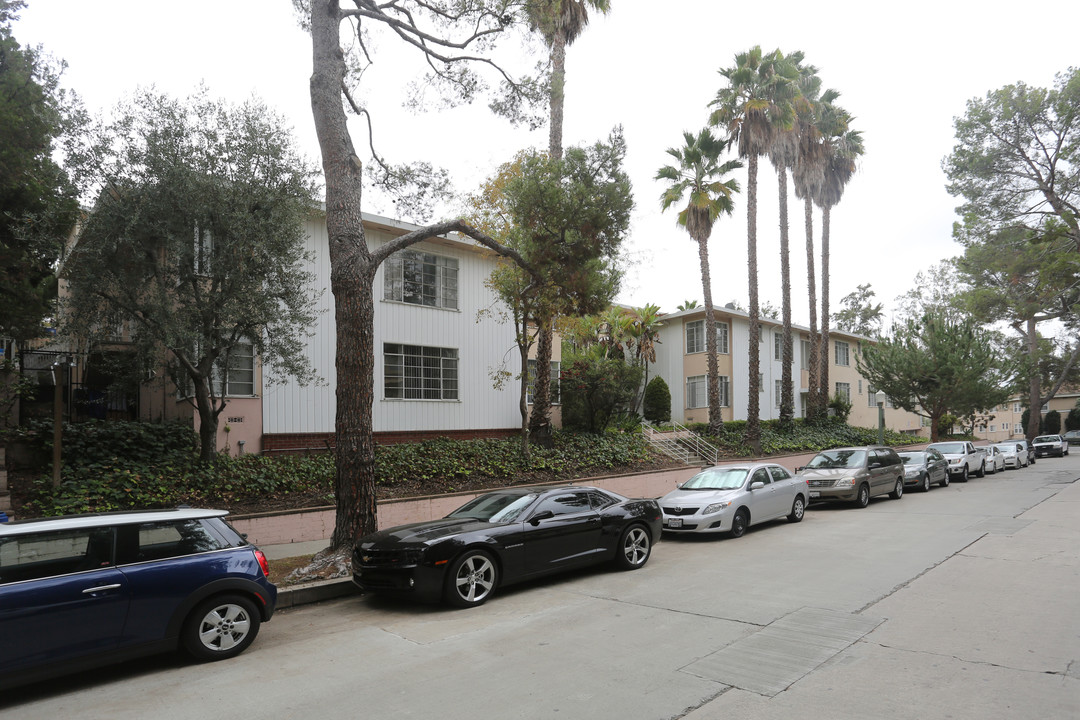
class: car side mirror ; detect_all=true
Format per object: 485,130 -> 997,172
529,510 -> 555,526
748,481 -> 766,490
869,461 -> 882,469
795,466 -> 805,472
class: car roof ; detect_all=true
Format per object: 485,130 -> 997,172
0,508 -> 229,536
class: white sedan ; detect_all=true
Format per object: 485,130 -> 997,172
981,445 -> 1006,473
993,442 -> 1028,469
659,463 -> 809,538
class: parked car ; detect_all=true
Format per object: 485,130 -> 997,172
0,508 -> 277,690
897,448 -> 949,491
981,445 -> 1006,474
1063,430 -> 1080,445
659,462 -> 808,538
1033,434 -> 1069,458
993,442 -> 1028,469
795,446 -> 905,507
925,441 -> 985,481
353,486 -> 662,608
1024,439 -> 1037,465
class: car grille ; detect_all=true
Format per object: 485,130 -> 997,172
354,547 -> 424,566
662,506 -> 698,516
807,478 -> 839,488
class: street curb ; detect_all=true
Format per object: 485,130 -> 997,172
275,578 -> 359,609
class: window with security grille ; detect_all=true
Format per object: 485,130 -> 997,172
686,320 -> 704,354
383,250 -> 459,310
835,382 -> 851,401
384,344 -> 459,400
526,360 -> 561,404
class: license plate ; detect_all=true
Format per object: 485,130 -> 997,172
667,518 -> 683,528
810,491 -> 820,498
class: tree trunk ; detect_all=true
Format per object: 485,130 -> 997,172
778,168 -> 793,429
1026,316 -> 1041,440
696,235 -> 722,435
310,1 -> 380,550
818,203 -> 832,412
745,154 -> 761,453
804,196 -> 821,421
548,28 -> 566,162
528,314 -> 554,447
192,376 -> 219,463
517,318 -> 531,463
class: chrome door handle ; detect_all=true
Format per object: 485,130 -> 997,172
82,584 -> 122,594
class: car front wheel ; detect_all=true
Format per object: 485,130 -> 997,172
788,496 -> 805,523
855,484 -> 870,508
921,474 -> 931,492
729,508 -> 750,537
959,466 -> 969,482
182,594 -> 261,662
615,524 -> 651,569
444,550 -> 498,607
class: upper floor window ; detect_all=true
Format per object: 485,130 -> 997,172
835,340 -> 850,366
800,339 -> 810,370
774,332 -> 782,361
383,250 -> 459,310
384,343 -> 458,400
717,322 -> 729,354
686,320 -> 704,354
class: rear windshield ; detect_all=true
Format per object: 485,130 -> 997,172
898,452 -> 925,465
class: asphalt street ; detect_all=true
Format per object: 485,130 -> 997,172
3,453 -> 1078,720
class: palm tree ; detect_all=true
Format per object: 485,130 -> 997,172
526,0 -> 611,161
793,83 -> 838,422
710,46 -> 799,451
524,0 -> 610,445
657,129 -> 741,435
628,303 -> 664,411
767,51 -> 815,430
813,104 -> 864,409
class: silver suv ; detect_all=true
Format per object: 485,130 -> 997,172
797,446 -> 906,508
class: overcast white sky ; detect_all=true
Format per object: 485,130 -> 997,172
15,1 -> 1080,330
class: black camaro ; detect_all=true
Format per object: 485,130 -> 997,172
352,486 -> 663,607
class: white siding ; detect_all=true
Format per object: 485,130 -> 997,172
262,216 -> 521,434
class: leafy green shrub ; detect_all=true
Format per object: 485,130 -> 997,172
560,356 -> 642,433
1066,407 -> 1080,432
643,376 -> 671,424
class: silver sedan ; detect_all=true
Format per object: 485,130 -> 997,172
659,463 -> 809,538
993,442 -> 1028,469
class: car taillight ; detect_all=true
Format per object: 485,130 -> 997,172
254,548 -> 270,577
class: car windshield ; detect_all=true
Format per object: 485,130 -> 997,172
681,467 -> 749,490
929,443 -> 966,454
1034,436 -> 1058,443
898,452 -> 925,465
447,492 -> 539,523
806,450 -> 866,469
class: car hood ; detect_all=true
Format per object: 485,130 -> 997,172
660,487 -> 741,505
358,518 -> 493,547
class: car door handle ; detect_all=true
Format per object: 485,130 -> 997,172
82,584 -> 122,594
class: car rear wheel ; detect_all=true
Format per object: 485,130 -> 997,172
729,508 -> 750,537
975,462 -> 985,478
855,484 -> 870,508
889,478 -> 904,500
615,524 -> 651,569
788,496 -> 805,523
940,472 -> 950,488
444,550 -> 498,607
182,594 -> 261,662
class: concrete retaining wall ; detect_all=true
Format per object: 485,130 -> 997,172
230,466 -> 701,547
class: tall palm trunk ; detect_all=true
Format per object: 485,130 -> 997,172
548,27 -> 567,162
803,196 -> 821,421
818,204 -> 832,410
778,168 -> 793,429
696,235 -> 723,435
746,154 -> 761,453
